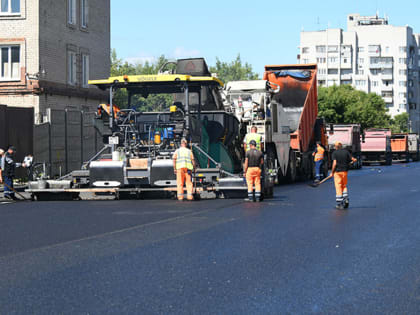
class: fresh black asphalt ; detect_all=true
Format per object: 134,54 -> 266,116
1,163 -> 420,314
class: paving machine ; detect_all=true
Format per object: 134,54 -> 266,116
27,58 -> 274,200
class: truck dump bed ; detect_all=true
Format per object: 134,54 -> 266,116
390,134 -> 408,153
361,129 -> 392,164
263,64 -> 318,153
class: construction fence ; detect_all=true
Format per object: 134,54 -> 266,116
34,108 -> 103,178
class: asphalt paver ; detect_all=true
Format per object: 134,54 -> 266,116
1,163 -> 420,314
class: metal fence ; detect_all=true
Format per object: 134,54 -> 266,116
34,108 -> 103,178
0,105 -> 34,178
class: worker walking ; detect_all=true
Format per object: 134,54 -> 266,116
243,126 -> 264,153
2,146 -> 21,200
244,140 -> 264,202
173,139 -> 196,201
331,141 -> 357,210
312,141 -> 325,183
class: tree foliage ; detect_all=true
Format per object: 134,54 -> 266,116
209,54 -> 259,84
390,112 -> 409,133
110,49 -> 172,111
318,85 -> 391,130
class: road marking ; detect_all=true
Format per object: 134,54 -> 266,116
0,201 -> 13,205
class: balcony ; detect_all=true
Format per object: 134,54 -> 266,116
341,74 -> 352,80
383,96 -> 393,103
381,85 -> 393,92
381,74 -> 393,80
369,63 -> 393,70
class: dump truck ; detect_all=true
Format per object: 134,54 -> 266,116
222,80 -> 290,183
390,133 -> 409,162
408,133 -> 419,161
327,124 -> 362,169
26,58 -> 274,200
361,129 -> 392,165
263,64 -> 329,181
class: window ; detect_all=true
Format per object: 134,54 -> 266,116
355,80 -> 366,86
385,46 -> 390,53
0,0 -> 20,14
358,69 -> 364,75
408,80 -> 413,87
382,68 -> 392,75
82,53 -> 89,87
67,50 -> 77,85
68,0 -> 76,25
399,69 -> 407,76
399,46 -> 407,53
341,80 -> 352,85
399,92 -> 407,98
358,58 -> 364,64
302,58 -> 309,64
328,69 -> 338,75
328,56 -> 338,63
371,69 -> 380,75
302,47 -> 309,54
316,46 -> 326,53
0,46 -> 20,80
399,104 -> 406,109
358,47 -> 364,53
81,0 -> 88,28
399,58 -> 407,64
316,57 -> 326,64
372,81 -> 379,87
399,81 -> 407,87
318,68 -> 326,75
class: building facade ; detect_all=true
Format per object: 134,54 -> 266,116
0,0 -> 110,123
300,13 -> 420,133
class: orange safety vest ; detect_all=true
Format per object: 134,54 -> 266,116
314,146 -> 325,161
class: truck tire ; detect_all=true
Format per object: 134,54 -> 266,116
286,150 -> 297,183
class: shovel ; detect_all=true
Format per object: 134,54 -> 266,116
308,174 -> 333,188
2,182 -> 29,201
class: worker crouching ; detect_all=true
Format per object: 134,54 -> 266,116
173,138 -> 196,201
331,141 -> 357,210
244,140 -> 264,202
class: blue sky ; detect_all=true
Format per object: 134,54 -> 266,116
111,0 -> 420,75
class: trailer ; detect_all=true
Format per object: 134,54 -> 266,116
327,124 -> 362,169
408,133 -> 419,161
26,58 -> 275,201
390,133 -> 409,163
361,129 -> 392,165
263,64 -> 329,181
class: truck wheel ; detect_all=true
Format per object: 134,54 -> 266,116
286,150 -> 297,183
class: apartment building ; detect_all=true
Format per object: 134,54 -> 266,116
0,0 -> 110,123
300,13 -> 420,133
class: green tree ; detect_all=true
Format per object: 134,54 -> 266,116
110,50 -> 172,111
209,54 -> 259,83
318,85 -> 391,130
390,112 -> 409,133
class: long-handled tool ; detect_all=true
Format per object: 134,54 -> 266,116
2,182 -> 29,201
308,174 -> 333,188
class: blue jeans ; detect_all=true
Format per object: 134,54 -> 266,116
3,176 -> 14,198
315,160 -> 323,180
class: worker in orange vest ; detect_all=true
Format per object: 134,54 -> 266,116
331,141 -> 357,210
243,140 -> 264,202
173,138 -> 196,201
312,141 -> 325,183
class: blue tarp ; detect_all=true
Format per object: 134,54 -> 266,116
273,70 -> 311,79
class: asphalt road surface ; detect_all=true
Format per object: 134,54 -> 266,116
1,163 -> 420,314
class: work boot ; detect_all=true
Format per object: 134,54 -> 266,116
344,199 -> 349,209
244,198 -> 253,202
335,204 -> 344,210
4,194 -> 12,200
